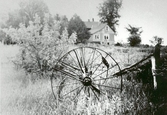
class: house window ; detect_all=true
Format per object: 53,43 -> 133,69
105,26 -> 109,31
94,34 -> 99,39
104,34 -> 109,40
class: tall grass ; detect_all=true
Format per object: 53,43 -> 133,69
0,44 -> 55,114
86,44 -> 153,69
0,43 -> 153,115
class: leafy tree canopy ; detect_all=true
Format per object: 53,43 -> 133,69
150,36 -> 164,46
126,25 -> 143,35
6,10 -> 22,28
126,25 -> 143,46
68,14 -> 90,43
98,0 -> 122,33
54,14 -> 68,35
5,0 -> 49,28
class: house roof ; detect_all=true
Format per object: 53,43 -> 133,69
84,21 -> 114,34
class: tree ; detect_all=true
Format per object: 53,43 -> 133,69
54,14 -> 68,35
6,0 -> 49,28
126,25 -> 143,46
53,14 -> 61,21
6,10 -> 22,28
150,36 -> 163,46
19,0 -> 49,24
68,15 -> 90,43
2,14 -> 74,75
98,0 -> 122,33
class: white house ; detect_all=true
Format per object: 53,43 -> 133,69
84,20 -> 115,45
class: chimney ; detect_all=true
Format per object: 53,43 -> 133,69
92,18 -> 94,22
88,19 -> 90,22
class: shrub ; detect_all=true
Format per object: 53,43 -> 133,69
0,30 -> 5,42
126,25 -> 142,46
128,35 -> 141,46
2,14 -> 76,78
115,42 -> 122,46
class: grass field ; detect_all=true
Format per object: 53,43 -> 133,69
0,43 -> 152,114
0,43 -> 58,115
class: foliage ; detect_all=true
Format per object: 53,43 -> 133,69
150,36 -> 164,46
1,0 -> 50,45
19,0 -> 49,25
5,0 -> 49,28
1,43 -> 159,114
114,42 -> 122,46
126,25 -> 142,46
1,0 -> 161,114
2,36 -> 17,45
98,0 -> 122,33
68,14 -> 90,43
126,25 -> 143,35
2,14 -> 76,77
0,30 -> 6,42
5,9 -> 22,28
128,35 -> 141,46
54,14 -> 69,35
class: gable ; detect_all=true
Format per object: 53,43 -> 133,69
102,25 -> 115,34
84,21 -> 114,35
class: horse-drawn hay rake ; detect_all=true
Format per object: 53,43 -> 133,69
51,46 -> 123,103
50,45 -> 167,110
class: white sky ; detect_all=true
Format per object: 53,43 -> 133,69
0,0 -> 167,45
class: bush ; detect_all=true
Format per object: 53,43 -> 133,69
3,36 -> 17,45
0,30 -> 17,45
0,30 -> 5,42
2,14 -> 76,77
128,35 -> 141,46
115,42 -> 122,46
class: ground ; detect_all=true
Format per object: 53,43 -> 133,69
0,43 -> 152,114
0,44 -> 54,114
0,43 -> 21,114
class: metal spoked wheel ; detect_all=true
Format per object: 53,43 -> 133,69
51,46 -> 122,102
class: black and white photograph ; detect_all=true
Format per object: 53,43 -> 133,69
0,0 -> 167,114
